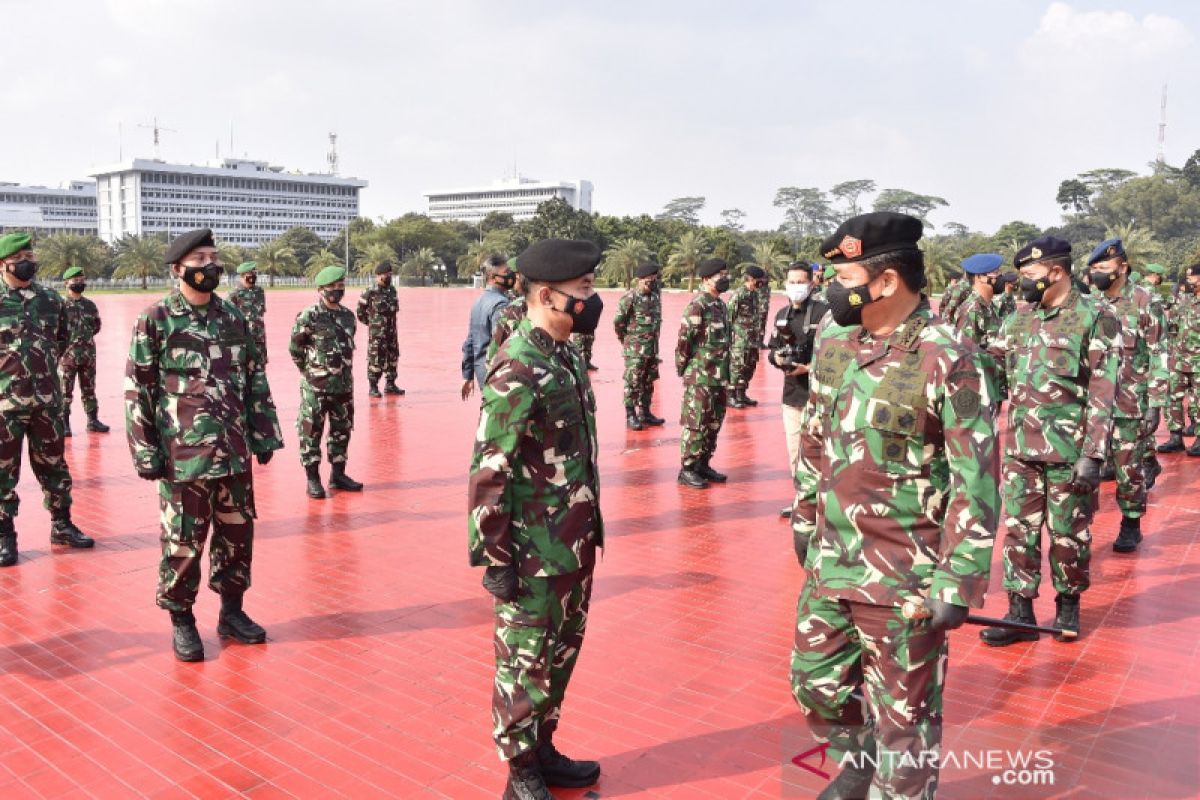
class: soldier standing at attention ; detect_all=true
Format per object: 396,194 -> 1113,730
59,265 -> 110,436
228,261 -> 268,364
488,274 -> 528,365
468,238 -> 604,800
460,254 -> 514,399
981,236 -> 1120,647
952,253 -> 1004,350
727,266 -> 763,409
0,233 -> 96,567
675,258 -> 732,489
791,212 -> 1000,800
356,262 -> 402,398
290,266 -> 363,500
124,228 -> 283,661
995,271 -> 1019,318
613,260 -> 664,431
938,270 -> 972,325
570,331 -> 597,372
1157,265 -> 1200,454
1087,239 -> 1166,552
755,264 -> 772,347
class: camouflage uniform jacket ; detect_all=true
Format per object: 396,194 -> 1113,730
61,294 -> 101,368
612,287 -> 661,358
995,291 -> 1017,319
487,297 -> 527,363
794,299 -> 1000,608
228,284 -> 267,344
124,291 -> 283,481
675,292 -> 730,386
0,281 -> 67,412
938,278 -> 971,326
953,291 -> 1001,352
468,323 -> 603,576
987,286 -> 1120,463
1170,291 -> 1200,372
755,284 -> 772,343
1099,280 -> 1167,417
726,286 -> 760,351
355,283 -> 399,334
289,301 -> 357,396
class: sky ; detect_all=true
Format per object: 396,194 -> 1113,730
1,0 -> 1197,234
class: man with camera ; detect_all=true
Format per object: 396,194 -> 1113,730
768,263 -> 827,517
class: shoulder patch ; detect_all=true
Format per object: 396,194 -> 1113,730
950,386 -> 982,418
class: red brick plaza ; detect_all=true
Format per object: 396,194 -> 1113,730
1,287 -> 1197,799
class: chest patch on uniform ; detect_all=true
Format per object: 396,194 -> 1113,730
951,386 -> 981,418
1099,314 -> 1119,338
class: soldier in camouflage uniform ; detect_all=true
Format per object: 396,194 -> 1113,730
791,213 -> 1000,800
952,254 -> 1003,352
1158,265 -> 1200,454
755,267 -> 772,347
124,228 -> 283,662
676,258 -> 732,489
612,260 -> 664,430
570,332 -> 597,371
1087,239 -> 1167,552
467,238 -> 604,800
0,233 -> 95,567
994,271 -> 1019,318
291,266 -> 363,500
489,294 -> 527,363
228,261 -> 268,365
937,271 -> 972,326
356,263 -> 402,397
727,266 -> 763,409
981,236 -> 1120,647
58,265 -> 110,436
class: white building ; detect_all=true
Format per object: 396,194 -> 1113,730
424,177 -> 593,224
89,158 -> 368,246
0,181 -> 98,236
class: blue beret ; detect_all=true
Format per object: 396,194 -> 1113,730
1087,238 -> 1125,266
961,253 -> 1003,275
1014,236 -> 1071,268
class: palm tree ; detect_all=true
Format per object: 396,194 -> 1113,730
253,239 -> 300,287
400,246 -> 439,286
355,242 -> 397,276
217,242 -> 250,273
918,237 -> 955,295
306,249 -> 343,279
750,241 -> 790,286
599,238 -> 650,288
664,231 -> 708,292
1105,222 -> 1162,270
112,234 -> 166,290
36,234 -> 111,279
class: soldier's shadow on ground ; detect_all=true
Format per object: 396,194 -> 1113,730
1086,574 -> 1200,629
0,628 -> 159,679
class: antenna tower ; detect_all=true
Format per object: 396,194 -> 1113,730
1157,83 -> 1168,164
327,132 -> 339,175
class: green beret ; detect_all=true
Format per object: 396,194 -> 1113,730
1129,271 -> 1142,283
315,266 -> 346,287
62,266 -> 83,280
0,232 -> 32,260
1145,263 -> 1166,275
237,261 -> 257,275
823,265 -> 836,281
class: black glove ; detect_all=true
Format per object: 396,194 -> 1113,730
482,565 -> 519,602
1141,407 -> 1162,439
137,465 -> 165,481
922,598 -> 969,631
256,451 -> 274,466
1067,456 -> 1103,495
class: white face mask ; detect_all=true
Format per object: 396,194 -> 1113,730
785,283 -> 811,304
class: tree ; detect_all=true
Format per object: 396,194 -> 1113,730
750,241 -> 790,285
1056,179 -> 1093,214
1078,168 -> 1137,194
773,187 -> 836,249
918,237 -> 955,295
719,208 -> 747,232
276,226 -> 324,266
400,246 -> 439,286
217,242 -> 250,275
599,238 -> 651,288
328,217 -> 376,267
872,189 -> 949,226
112,234 -> 166,290
480,212 -> 516,234
305,249 -> 343,279
989,221 -> 1042,250
657,196 -> 706,226
943,222 -> 971,238
1093,174 -> 1200,240
253,239 -> 301,287
830,179 -> 877,217
522,198 -> 599,242
1182,149 -> 1200,189
36,234 -> 110,278
664,230 -> 708,292
355,242 -> 397,276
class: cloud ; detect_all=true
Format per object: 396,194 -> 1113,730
1020,2 -> 1191,70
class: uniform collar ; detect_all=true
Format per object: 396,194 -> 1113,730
855,296 -> 931,353
166,290 -> 213,319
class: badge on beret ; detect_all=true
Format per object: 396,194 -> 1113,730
1106,246 -> 1118,258
839,235 -> 863,259
1030,247 -> 1042,259
950,387 -> 981,418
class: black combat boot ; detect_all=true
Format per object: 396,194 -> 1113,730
1113,516 -> 1143,553
170,609 -> 204,662
1186,421 -> 1197,437
638,406 -> 665,426
626,407 -> 644,431
1158,431 -> 1185,453
698,458 -> 728,483
728,389 -> 747,409
742,391 -> 759,407
305,464 -> 326,499
780,506 -> 792,518
503,750 -> 553,800
536,731 -> 600,787
217,592 -> 267,644
383,381 -> 404,396
368,383 -> 382,398
50,512 -> 95,548
63,410 -> 72,438
817,760 -> 875,800
1144,455 -> 1163,489
85,412 -> 110,433
329,463 -> 364,492
0,519 -> 17,568
586,362 -> 598,372
677,467 -> 708,489
1187,438 -> 1200,457
1053,593 -> 1080,641
1099,461 -> 1116,481
980,592 -> 1039,646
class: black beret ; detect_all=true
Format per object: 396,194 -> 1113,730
1187,263 -> 1200,277
1014,235 -> 1071,268
745,266 -> 766,279
374,263 -> 393,275
697,258 -> 727,278
635,260 -> 660,279
820,212 -> 922,263
516,238 -> 602,283
164,228 -> 215,265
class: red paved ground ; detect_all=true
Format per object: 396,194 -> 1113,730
1,286 -> 1197,799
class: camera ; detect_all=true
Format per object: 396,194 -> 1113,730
773,344 -> 800,372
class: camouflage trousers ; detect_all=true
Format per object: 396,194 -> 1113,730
1111,418 -> 1149,518
492,562 -> 594,760
679,383 -> 726,467
366,326 -> 399,383
0,406 -> 72,526
571,333 -> 595,366
1001,459 -> 1094,598
729,344 -> 759,390
252,333 -> 268,366
156,474 -> 255,612
297,386 -> 353,467
59,360 -> 98,415
1166,370 -> 1200,431
621,355 -> 659,408
791,581 -> 947,800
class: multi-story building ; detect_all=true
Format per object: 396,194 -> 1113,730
0,181 -> 98,236
424,177 -> 593,224
90,158 -> 368,246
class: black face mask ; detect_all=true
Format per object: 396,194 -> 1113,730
498,274 -> 516,290
68,282 -> 86,294
244,275 -> 257,287
714,276 -> 731,294
1089,270 -> 1117,291
826,280 -> 875,326
379,276 -> 392,287
322,288 -> 345,304
1020,274 -> 1052,304
554,289 -> 604,335
182,264 -> 221,293
9,259 -> 37,281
